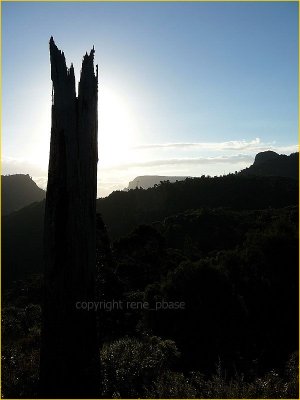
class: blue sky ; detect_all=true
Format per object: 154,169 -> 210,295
2,1 -> 298,197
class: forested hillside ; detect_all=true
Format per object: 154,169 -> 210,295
2,164 -> 299,398
2,174 -> 298,286
2,205 -> 298,398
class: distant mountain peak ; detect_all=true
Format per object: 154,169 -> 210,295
253,151 -> 281,166
240,151 -> 298,179
1,174 -> 45,216
127,175 -> 189,190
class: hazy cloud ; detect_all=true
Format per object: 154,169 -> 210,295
132,138 -> 298,154
103,154 -> 254,171
2,156 -> 48,176
274,144 -> 299,153
133,138 -> 261,150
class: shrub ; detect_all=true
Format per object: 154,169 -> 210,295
100,335 -> 179,398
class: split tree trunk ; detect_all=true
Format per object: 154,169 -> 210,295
40,37 -> 99,398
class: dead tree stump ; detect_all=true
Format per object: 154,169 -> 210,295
40,37 -> 99,398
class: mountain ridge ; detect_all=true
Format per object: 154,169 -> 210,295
1,174 -> 46,216
126,151 -> 299,191
127,175 -> 189,190
239,151 -> 298,179
2,151 -> 298,286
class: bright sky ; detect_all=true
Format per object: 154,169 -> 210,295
2,1 -> 298,197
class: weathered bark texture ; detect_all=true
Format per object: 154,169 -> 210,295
40,37 -> 99,398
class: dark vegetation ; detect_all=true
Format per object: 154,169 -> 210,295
2,173 -> 298,288
2,201 -> 45,287
99,173 -> 298,240
1,155 -> 299,398
2,151 -> 298,286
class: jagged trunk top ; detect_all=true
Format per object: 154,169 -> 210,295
49,36 -> 98,105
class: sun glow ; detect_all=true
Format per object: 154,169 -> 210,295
98,86 -> 138,167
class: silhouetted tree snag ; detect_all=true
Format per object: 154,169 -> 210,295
40,37 -> 99,398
